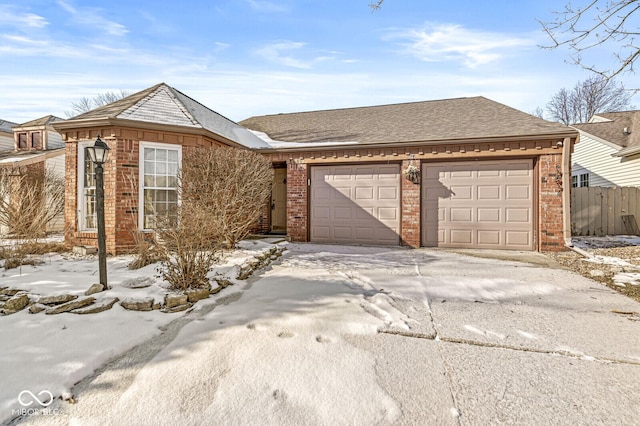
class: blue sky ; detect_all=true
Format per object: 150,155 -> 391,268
0,0 -> 637,124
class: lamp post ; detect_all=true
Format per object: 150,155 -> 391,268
86,135 -> 111,289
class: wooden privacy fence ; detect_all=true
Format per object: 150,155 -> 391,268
571,187 -> 640,236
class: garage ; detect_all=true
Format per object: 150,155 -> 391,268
310,164 -> 400,245
422,159 -> 534,250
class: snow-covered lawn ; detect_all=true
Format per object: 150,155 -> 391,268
0,239 -> 283,424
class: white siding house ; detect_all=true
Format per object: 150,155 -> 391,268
0,119 -> 17,151
572,111 -> 640,188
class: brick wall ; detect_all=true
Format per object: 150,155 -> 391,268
286,162 -> 308,241
400,160 -> 421,248
538,153 -> 565,251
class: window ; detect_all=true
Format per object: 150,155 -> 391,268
140,143 -> 181,229
31,132 -> 42,149
18,133 -> 27,149
579,173 -> 589,187
572,173 -> 589,188
77,142 -> 97,230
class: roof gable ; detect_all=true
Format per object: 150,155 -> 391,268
66,83 -> 269,149
240,96 -> 574,145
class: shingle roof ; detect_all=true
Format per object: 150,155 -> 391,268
572,111 -> 640,157
68,83 -> 269,149
240,96 -> 574,145
0,119 -> 18,133
16,115 -> 65,127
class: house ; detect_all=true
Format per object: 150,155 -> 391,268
0,119 -> 18,151
53,83 -> 578,254
0,116 -> 66,234
571,111 -> 640,187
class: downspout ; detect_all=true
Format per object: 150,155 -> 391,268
561,135 -> 592,258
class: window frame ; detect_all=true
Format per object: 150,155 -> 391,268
579,173 -> 589,187
77,140 -> 98,231
138,142 -> 182,231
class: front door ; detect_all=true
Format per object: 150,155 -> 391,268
271,168 -> 287,233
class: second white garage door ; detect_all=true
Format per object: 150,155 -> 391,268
422,160 -> 534,250
310,164 -> 400,245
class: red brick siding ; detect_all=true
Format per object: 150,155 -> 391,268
400,160 -> 421,248
538,153 -> 565,251
286,162 -> 308,242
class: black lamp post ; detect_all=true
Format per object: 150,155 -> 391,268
86,135 -> 111,289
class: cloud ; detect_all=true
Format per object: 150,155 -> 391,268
0,5 -> 48,28
57,0 -> 128,36
255,41 -> 312,69
386,23 -> 533,68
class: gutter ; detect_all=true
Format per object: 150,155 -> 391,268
560,134 -> 593,258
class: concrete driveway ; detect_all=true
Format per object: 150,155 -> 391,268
17,244 -> 640,425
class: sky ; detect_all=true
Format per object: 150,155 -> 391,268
0,0 -> 637,124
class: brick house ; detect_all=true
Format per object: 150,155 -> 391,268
53,83 -> 578,254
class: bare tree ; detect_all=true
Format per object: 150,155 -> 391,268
544,76 -> 635,124
65,90 -> 131,118
0,165 -> 65,238
539,0 -> 640,79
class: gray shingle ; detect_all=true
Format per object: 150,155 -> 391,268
240,96 -> 573,144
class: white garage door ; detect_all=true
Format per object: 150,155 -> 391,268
422,160 -> 534,250
310,164 -> 400,245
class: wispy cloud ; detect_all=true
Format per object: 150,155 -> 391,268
246,0 -> 289,13
0,5 -> 48,28
386,23 -> 533,68
255,41 -> 312,69
57,0 -> 128,36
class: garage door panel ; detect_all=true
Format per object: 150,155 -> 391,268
422,159 -> 534,250
311,165 -> 400,245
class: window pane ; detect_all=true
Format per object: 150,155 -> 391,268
144,148 -> 155,161
144,161 -> 155,174
156,176 -> 167,187
168,150 -> 178,162
157,149 -> 167,161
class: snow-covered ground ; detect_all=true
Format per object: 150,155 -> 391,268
2,238 -> 640,424
0,239 -> 283,424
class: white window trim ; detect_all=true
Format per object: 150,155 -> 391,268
77,140 -> 96,231
138,141 -> 182,231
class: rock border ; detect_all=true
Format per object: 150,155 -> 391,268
0,243 -> 288,316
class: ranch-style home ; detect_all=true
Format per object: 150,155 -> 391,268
52,83 -> 578,254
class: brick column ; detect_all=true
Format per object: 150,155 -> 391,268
538,153 -> 565,251
400,160 -> 421,247
286,162 -> 308,242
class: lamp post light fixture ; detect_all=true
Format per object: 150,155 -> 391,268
86,135 -> 111,289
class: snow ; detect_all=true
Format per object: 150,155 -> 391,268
0,240 -> 286,423
572,235 -> 640,249
249,130 -> 358,149
2,237 -> 639,424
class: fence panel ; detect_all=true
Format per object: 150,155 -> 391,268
571,187 -> 640,236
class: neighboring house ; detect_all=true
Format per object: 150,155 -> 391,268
53,83 -> 578,254
0,116 -> 66,234
0,119 -> 18,151
571,111 -> 640,187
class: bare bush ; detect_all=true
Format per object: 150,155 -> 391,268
127,146 -> 273,291
180,146 -> 273,248
0,165 -> 65,239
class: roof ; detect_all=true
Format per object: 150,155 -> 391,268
16,115 -> 65,128
0,148 -> 65,166
572,110 -> 640,158
0,119 -> 18,134
62,83 -> 269,149
239,96 -> 575,146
